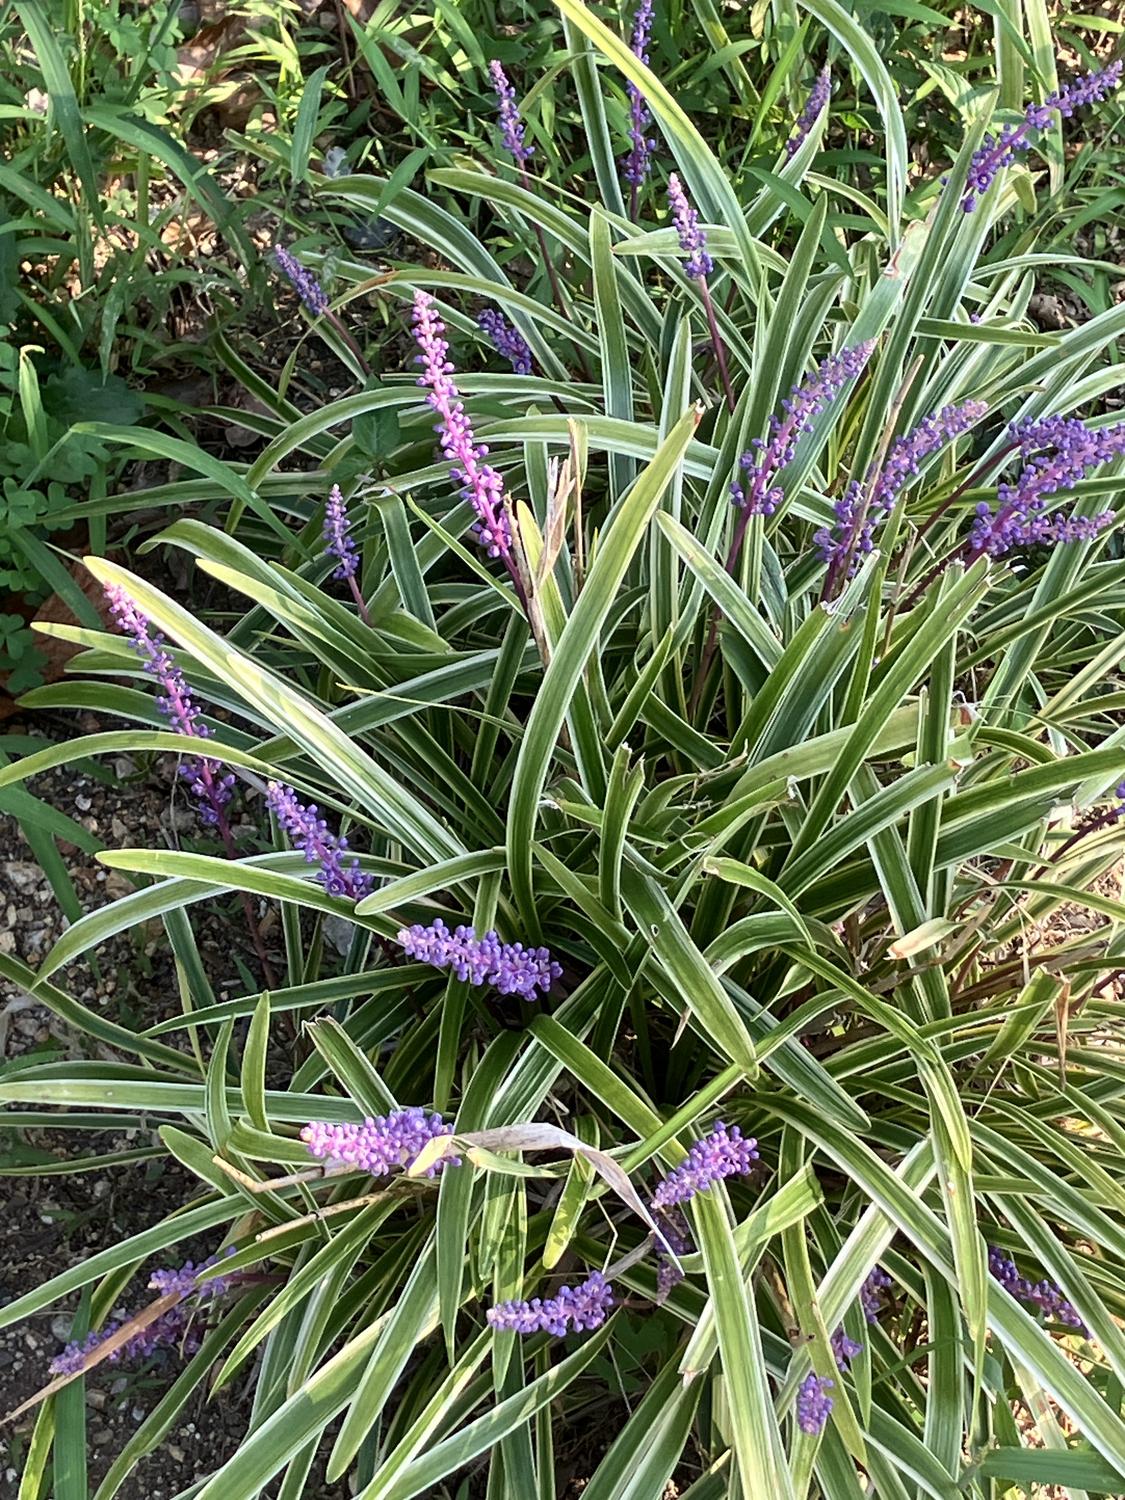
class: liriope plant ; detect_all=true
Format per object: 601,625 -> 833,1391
5,6 -> 1125,1498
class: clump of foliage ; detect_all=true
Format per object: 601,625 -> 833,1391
4,3 -> 1125,1498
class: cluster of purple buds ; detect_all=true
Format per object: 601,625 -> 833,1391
961,61 -> 1122,212
796,1372 -> 834,1435
831,1328 -> 863,1370
323,483 -> 359,580
301,1107 -> 458,1178
786,66 -> 831,158
274,246 -> 330,316
478,309 -> 533,375
49,1249 -> 237,1378
667,173 -> 712,280
397,916 -> 561,998
816,399 -> 987,577
731,343 -> 875,519
489,59 -> 533,166
860,1266 -> 893,1323
650,1121 -> 758,1213
266,781 -> 374,901
105,584 -> 235,828
412,290 -> 514,561
621,0 -> 657,200
969,414 -> 1122,557
653,1206 -> 690,1302
487,1270 -> 613,1336
988,1246 -> 1087,1332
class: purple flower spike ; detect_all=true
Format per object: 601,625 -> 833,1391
667,173 -> 712,279
969,414 -> 1123,557
831,1328 -> 863,1370
411,290 -> 514,561
324,484 -> 359,580
397,916 -> 561,998
478,309 -> 533,375
861,1267 -> 892,1323
961,61 -> 1122,211
797,1372 -> 834,1435
490,59 -> 533,166
266,781 -> 374,901
816,399 -> 987,577
302,1108 -> 458,1178
274,246 -> 329,316
650,1122 -> 758,1212
105,584 -> 235,829
487,1271 -> 613,1337
786,66 -> 831,158
988,1245 -> 1087,1333
731,343 -> 875,520
49,1248 -> 238,1378
621,0 -> 657,204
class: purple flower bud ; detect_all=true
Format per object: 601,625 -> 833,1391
266,780 -> 374,901
487,1271 -> 613,1336
650,1122 -> 758,1212
302,1107 -> 458,1177
396,916 -> 561,998
786,66 -> 831,158
274,246 -> 330,316
104,583 -> 233,829
411,290 -> 514,560
961,61 -> 1122,211
478,309 -> 533,375
860,1267 -> 892,1323
732,343 -> 875,519
490,60 -> 533,166
621,0 -> 657,197
796,1372 -> 834,1435
667,173 -> 712,279
831,1328 -> 863,1369
323,484 -> 359,580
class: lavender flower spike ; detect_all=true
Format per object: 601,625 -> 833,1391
621,0 -> 657,214
786,66 -> 831,158
105,584 -> 235,828
302,1108 -> 458,1178
731,343 -> 875,521
988,1245 -> 1086,1332
650,1121 -> 758,1212
478,309 -> 533,375
796,1373 -> 834,1435
266,781 -> 374,901
487,1271 -> 614,1336
49,1249 -> 238,1377
412,290 -> 514,562
323,484 -> 359,580
490,59 -> 533,166
397,916 -> 562,998
962,61 -> 1122,212
274,246 -> 329,316
817,398 -> 987,581
667,173 -> 712,279
969,414 -> 1123,557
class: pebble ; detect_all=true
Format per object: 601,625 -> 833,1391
75,794 -> 93,812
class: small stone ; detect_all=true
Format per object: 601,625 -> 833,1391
113,757 -> 137,779
75,794 -> 93,812
323,916 -> 356,956
3,862 -> 40,892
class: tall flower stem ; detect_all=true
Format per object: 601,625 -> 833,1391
699,280 -> 735,414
